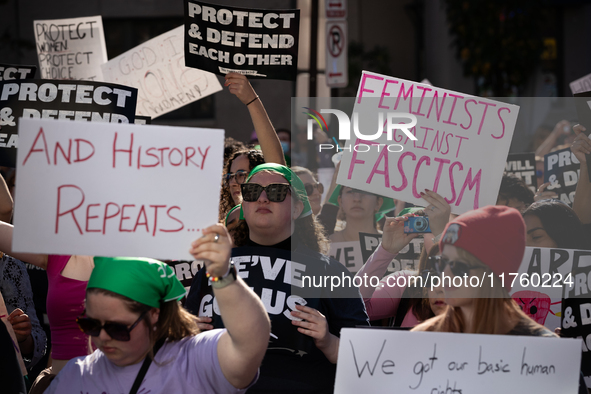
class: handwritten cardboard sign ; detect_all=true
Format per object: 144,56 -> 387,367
505,152 -> 537,192
335,328 -> 581,394
13,118 -> 224,260
101,25 -> 222,119
34,16 -> 107,81
0,63 -> 37,80
544,147 -> 580,206
184,1 -> 300,80
0,80 -> 137,167
336,71 -> 520,215
359,232 -> 423,272
570,73 -> 591,95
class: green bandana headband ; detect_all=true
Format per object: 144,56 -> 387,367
88,257 -> 186,308
239,163 -> 312,220
225,204 -> 242,226
328,184 -> 396,221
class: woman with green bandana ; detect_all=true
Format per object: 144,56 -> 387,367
186,163 -> 369,394
46,225 -> 270,394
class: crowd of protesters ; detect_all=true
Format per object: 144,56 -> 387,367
0,72 -> 590,394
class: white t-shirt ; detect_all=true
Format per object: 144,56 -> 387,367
46,329 -> 255,394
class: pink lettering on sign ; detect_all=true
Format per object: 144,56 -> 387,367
112,132 -> 210,169
55,184 -> 186,236
23,127 -> 97,166
359,152 -> 482,209
357,74 -> 384,104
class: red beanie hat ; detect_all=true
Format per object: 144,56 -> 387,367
439,205 -> 526,291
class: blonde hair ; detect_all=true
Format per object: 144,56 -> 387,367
414,248 -> 541,335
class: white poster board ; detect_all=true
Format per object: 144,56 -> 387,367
101,26 -> 222,119
34,16 -> 107,81
329,241 -> 364,273
335,328 -> 581,394
13,118 -> 224,260
570,73 -> 591,95
336,71 -> 520,215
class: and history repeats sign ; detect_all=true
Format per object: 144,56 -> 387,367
13,118 -> 224,260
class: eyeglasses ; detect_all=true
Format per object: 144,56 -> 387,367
241,183 -> 291,202
76,310 -> 149,341
304,182 -> 324,196
430,256 -> 481,277
224,170 -> 249,186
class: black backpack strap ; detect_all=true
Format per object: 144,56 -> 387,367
129,338 -> 166,394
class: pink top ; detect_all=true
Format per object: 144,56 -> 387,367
46,255 -> 90,360
356,245 -> 420,328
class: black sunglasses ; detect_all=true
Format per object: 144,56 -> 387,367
76,309 -> 149,341
304,182 -> 324,196
430,256 -> 480,277
224,170 -> 249,185
241,183 -> 291,202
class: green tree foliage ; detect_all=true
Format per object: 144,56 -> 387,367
445,0 -> 548,96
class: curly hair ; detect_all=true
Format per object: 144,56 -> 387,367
219,149 -> 266,222
497,173 -> 534,208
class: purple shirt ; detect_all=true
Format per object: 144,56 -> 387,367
47,329 -> 256,394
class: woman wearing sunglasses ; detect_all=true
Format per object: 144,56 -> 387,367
46,224 -> 270,393
186,163 -> 369,393
219,73 -> 286,222
412,205 -> 552,336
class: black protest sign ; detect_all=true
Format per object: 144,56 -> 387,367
561,250 -> 591,385
184,1 -> 299,80
165,260 -> 201,296
574,91 -> 591,182
544,147 -> 580,206
359,232 -> 423,273
0,64 -> 37,81
359,232 -> 382,263
505,152 -> 537,192
0,80 -> 137,167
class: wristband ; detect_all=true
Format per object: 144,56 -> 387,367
246,96 -> 259,106
206,262 -> 237,289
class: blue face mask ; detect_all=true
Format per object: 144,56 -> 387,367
280,141 -> 290,153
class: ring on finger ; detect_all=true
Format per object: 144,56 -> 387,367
213,234 -> 219,243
